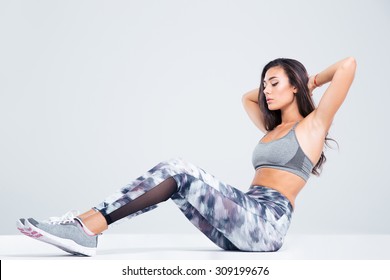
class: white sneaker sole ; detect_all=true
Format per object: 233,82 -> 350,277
18,219 -> 96,257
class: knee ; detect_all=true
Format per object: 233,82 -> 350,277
158,157 -> 188,170
166,157 -> 187,165
153,158 -> 188,178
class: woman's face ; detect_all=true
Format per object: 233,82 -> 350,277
263,66 -> 297,111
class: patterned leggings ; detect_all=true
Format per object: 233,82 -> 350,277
94,157 -> 293,252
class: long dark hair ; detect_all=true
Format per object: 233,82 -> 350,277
258,58 -> 333,176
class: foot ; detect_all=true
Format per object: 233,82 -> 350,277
19,217 -> 98,256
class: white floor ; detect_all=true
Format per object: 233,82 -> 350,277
1,233 -> 390,260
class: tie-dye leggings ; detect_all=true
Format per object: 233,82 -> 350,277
94,157 -> 293,252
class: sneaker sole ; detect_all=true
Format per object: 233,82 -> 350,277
21,220 -> 96,257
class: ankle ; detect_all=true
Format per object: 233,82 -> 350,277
77,208 -> 98,220
79,212 -> 108,235
75,218 -> 96,236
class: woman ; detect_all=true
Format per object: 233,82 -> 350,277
17,57 -> 356,256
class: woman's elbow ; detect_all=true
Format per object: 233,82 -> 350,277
242,93 -> 252,105
342,56 -> 357,71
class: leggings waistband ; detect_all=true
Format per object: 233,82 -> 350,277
247,185 -> 294,216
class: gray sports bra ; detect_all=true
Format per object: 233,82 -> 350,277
252,122 -> 314,181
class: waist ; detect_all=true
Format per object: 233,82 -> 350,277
246,185 -> 294,218
251,168 -> 307,209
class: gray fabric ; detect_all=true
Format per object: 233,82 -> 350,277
27,218 -> 98,248
252,123 -> 314,181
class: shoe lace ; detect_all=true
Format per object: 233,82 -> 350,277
43,210 -> 80,225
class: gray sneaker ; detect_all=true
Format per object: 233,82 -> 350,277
16,210 -> 80,231
22,218 -> 98,256
16,218 -> 27,231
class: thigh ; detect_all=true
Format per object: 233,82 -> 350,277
171,170 -> 292,252
173,197 -> 239,251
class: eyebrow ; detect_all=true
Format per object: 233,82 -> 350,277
263,76 -> 278,84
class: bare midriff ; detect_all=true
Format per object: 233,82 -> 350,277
250,168 -> 307,209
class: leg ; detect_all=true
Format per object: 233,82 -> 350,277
16,159 -> 181,256
170,168 -> 293,252
82,177 -> 178,234
78,209 -> 96,220
18,157 -> 292,255
94,157 -> 292,251
89,158 -> 239,248
93,159 -> 176,216
80,211 -> 108,234
174,199 -> 239,251
92,160 -> 183,225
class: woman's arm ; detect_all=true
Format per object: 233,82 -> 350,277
311,57 -> 357,131
242,88 -> 267,133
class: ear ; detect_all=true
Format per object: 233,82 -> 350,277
293,87 -> 297,94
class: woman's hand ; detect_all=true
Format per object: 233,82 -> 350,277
307,75 -> 316,96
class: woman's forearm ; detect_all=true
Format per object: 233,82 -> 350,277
242,88 -> 266,133
315,57 -> 356,87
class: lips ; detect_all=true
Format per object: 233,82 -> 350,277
266,98 -> 273,102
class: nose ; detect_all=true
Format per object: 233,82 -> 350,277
263,84 -> 271,95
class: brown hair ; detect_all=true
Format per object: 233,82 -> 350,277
258,58 -> 333,176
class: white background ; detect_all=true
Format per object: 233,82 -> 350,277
1,0 -> 389,235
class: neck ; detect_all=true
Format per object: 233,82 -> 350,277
280,101 -> 303,125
